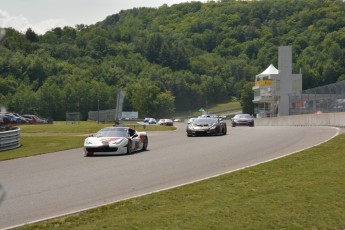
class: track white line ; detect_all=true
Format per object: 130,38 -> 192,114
4,126 -> 340,230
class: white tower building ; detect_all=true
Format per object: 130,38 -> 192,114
252,46 -> 302,117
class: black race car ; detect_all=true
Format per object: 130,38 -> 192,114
186,117 -> 227,137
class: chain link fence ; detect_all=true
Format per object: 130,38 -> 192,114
87,110 -> 139,122
65,112 -> 81,124
88,109 -> 116,122
289,80 -> 345,115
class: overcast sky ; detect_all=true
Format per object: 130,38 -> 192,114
0,0 -> 200,34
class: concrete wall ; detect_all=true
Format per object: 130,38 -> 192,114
254,112 -> 345,127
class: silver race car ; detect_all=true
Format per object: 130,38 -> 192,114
231,114 -> 254,127
84,126 -> 148,156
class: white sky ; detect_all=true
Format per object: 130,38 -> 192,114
0,0 -> 198,34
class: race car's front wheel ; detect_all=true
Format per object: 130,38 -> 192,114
142,136 -> 148,151
126,140 -> 132,154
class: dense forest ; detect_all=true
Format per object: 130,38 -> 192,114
1,0 -> 345,120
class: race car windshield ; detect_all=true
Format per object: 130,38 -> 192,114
96,128 -> 128,137
193,118 -> 218,125
235,114 -> 252,119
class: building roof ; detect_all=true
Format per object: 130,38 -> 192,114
257,64 -> 279,76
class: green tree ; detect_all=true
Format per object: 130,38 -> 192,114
240,82 -> 254,115
2,0 -> 345,120
125,80 -> 176,118
25,28 -> 39,42
0,76 -> 18,95
36,81 -> 64,119
155,91 -> 175,117
145,33 -> 163,63
9,84 -> 38,114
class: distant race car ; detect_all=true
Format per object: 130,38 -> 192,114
144,118 -> 157,124
84,126 -> 148,156
148,118 -> 157,124
231,114 -> 255,127
158,119 -> 174,126
186,117 -> 227,137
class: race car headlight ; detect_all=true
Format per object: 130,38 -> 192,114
85,139 -> 93,145
187,124 -> 195,130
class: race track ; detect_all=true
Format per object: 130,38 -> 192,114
0,123 -> 339,229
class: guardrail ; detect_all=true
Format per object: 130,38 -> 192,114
0,127 -> 21,152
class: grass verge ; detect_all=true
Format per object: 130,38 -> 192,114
0,121 -> 175,161
15,134 -> 345,229
175,101 -> 241,118
18,121 -> 176,134
0,136 -> 85,161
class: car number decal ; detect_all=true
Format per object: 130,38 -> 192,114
99,137 -> 122,143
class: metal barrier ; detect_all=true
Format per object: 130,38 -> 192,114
0,127 -> 21,152
289,80 -> 345,115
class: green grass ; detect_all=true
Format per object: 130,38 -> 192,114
0,121 -> 175,161
15,134 -> 345,229
175,100 -> 241,118
18,121 -> 175,134
0,136 -> 86,161
17,121 -> 108,134
207,100 -> 241,114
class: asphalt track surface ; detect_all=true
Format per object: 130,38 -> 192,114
0,123 -> 340,229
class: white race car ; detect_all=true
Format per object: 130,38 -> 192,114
84,126 -> 148,156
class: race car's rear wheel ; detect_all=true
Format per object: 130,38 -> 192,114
142,136 -> 148,151
126,140 -> 132,154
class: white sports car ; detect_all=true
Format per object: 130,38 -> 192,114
84,126 -> 148,156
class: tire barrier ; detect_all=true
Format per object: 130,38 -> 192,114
0,126 -> 20,152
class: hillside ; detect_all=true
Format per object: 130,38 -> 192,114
1,0 -> 345,120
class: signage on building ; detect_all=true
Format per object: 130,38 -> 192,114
255,80 -> 273,86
